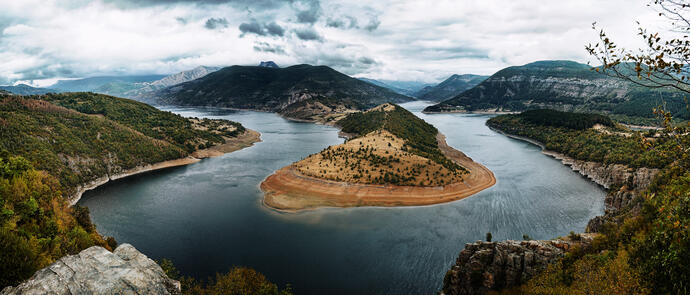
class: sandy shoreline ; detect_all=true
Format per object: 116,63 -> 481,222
260,133 -> 496,212
68,129 -> 261,206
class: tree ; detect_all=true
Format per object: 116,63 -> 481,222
586,0 -> 690,94
586,0 -> 689,170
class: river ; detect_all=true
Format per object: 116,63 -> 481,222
79,101 -> 605,295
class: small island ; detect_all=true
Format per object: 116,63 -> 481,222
260,103 -> 496,211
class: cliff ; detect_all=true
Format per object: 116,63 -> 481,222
440,236 -> 594,295
423,60 -> 688,120
1,244 -> 181,295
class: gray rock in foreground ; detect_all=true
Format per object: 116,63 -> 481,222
1,244 -> 181,295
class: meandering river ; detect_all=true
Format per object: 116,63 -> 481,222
79,101 -> 605,295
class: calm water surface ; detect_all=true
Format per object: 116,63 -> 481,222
80,101 -> 605,295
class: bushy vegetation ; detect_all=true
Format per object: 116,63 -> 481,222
488,110 -> 689,294
40,92 -> 244,153
499,167 -> 689,295
487,111 -> 676,168
0,153 -> 112,288
519,109 -> 614,130
0,96 -> 187,194
159,259 -> 293,295
338,104 -> 464,173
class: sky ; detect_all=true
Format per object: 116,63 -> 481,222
0,0 -> 668,86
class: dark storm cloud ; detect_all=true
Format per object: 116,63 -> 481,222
294,28 -> 322,41
326,15 -> 358,29
205,17 -> 229,29
239,22 -> 265,35
358,56 -> 376,65
253,42 -> 286,54
239,21 -> 285,37
294,0 -> 321,24
364,15 -> 380,32
265,22 -> 285,36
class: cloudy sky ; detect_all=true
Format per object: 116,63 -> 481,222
0,0 -> 668,86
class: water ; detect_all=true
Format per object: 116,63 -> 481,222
79,101 -> 605,295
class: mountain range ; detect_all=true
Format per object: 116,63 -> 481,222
423,60 -> 689,120
0,84 -> 56,95
50,75 -> 166,92
415,74 -> 488,101
358,78 -> 432,97
152,64 -> 414,123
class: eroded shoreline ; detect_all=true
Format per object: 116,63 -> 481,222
260,133 -> 496,212
69,129 -> 261,206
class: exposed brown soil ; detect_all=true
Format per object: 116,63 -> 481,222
260,133 -> 496,211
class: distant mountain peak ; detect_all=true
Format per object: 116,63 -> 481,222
258,61 -> 279,68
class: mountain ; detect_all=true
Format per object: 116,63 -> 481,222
423,60 -> 689,120
258,61 -> 279,68
125,66 -> 220,99
153,64 -> 414,123
0,84 -> 56,95
359,78 -> 432,97
49,75 -> 166,92
415,74 -> 488,101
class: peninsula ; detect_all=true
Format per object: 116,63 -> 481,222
260,103 -> 495,211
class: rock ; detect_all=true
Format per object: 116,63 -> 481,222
1,244 -> 181,295
440,236 -> 593,295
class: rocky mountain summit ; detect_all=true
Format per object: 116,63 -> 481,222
258,61 -> 280,68
1,244 -> 180,295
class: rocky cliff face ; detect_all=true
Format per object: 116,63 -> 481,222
1,244 -> 180,295
440,236 -> 594,295
541,150 -> 659,191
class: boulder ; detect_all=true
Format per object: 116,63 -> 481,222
1,244 -> 181,295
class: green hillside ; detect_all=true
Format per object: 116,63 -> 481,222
154,64 -> 413,120
424,60 -> 689,121
337,104 -> 463,173
0,93 -> 245,195
487,109 -> 675,168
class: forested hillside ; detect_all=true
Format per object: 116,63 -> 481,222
153,64 -> 413,121
486,110 -> 675,168
0,93 -> 246,195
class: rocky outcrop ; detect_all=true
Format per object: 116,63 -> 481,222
542,151 -> 659,191
1,244 -> 180,295
440,236 -> 593,295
